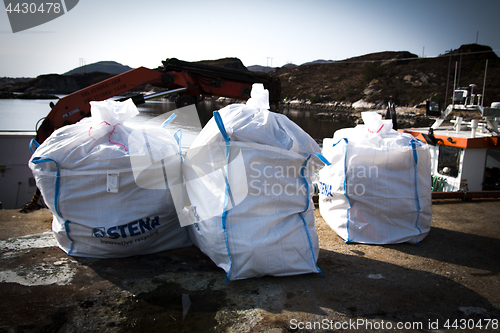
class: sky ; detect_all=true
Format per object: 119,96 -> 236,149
1,0 -> 499,77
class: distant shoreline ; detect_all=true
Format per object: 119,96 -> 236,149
0,92 -> 59,100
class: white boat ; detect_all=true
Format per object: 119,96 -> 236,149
401,85 -> 500,199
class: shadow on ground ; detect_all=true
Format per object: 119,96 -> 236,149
58,238 -> 500,332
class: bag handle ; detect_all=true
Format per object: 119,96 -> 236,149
30,156 -> 62,218
29,139 -> 40,154
161,113 -> 177,128
213,111 -> 229,143
300,152 -> 331,212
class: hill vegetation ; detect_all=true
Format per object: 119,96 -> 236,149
274,44 -> 499,107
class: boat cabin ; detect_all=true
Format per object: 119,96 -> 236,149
402,101 -> 500,193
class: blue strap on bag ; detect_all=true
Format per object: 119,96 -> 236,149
30,154 -> 75,254
29,139 -> 40,154
325,138 -> 353,243
30,139 -> 75,254
160,113 -> 177,128
410,139 -> 423,239
213,111 -> 234,283
299,152 -> 331,276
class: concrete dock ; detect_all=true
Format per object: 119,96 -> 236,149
1,199 -> 499,332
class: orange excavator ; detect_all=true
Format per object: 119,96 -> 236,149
23,58 -> 281,211
35,58 -> 281,143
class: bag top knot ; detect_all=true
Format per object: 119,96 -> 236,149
90,99 -> 139,126
361,111 -> 393,135
245,83 -> 270,110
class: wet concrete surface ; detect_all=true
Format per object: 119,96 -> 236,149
0,199 -> 499,332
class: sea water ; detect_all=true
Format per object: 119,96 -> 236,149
0,97 -> 205,149
0,97 -> 352,145
0,98 -> 60,131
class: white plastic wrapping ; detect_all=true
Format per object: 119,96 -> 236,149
318,112 -> 432,244
184,84 -> 324,281
29,99 -> 191,258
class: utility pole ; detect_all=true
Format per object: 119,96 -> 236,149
266,57 -> 273,69
79,58 -> 86,74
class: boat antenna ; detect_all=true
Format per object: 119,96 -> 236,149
481,59 -> 488,107
444,53 -> 452,110
452,61 -> 458,110
457,52 -> 462,87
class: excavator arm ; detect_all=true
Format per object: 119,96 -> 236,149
36,58 -> 281,143
36,67 -> 164,143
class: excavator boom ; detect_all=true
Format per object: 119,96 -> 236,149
36,58 -> 281,143
36,67 -> 163,143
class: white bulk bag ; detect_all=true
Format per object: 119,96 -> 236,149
183,84 -> 325,281
318,112 -> 432,244
29,99 -> 191,258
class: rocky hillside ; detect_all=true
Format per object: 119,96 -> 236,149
247,65 -> 274,73
274,44 -> 500,108
0,77 -> 32,85
0,72 -> 115,95
0,61 -> 131,96
64,61 -> 133,75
